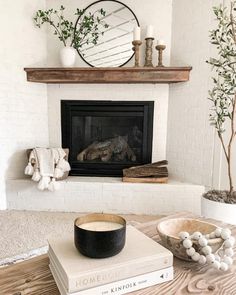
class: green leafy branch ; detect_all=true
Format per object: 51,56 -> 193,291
33,5 -> 109,48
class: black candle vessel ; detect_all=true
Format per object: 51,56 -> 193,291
74,213 -> 126,258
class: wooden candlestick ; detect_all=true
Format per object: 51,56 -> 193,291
156,44 -> 166,67
132,40 -> 142,67
144,38 -> 154,67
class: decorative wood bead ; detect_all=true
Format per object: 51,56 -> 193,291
220,262 -> 229,271
214,228 -> 222,238
212,260 -> 221,269
192,232 -> 202,240
224,237 -> 235,248
192,252 -> 200,261
202,246 -> 212,255
198,237 -> 208,247
206,254 -> 215,263
179,228 -> 234,272
186,247 -> 196,257
198,255 -> 207,265
183,239 -> 193,249
179,231 -> 190,240
225,248 -> 234,257
221,228 -> 231,240
224,239 -> 234,248
223,256 -> 233,266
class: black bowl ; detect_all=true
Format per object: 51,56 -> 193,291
74,213 -> 126,258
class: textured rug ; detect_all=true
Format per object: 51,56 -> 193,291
0,210 -> 161,266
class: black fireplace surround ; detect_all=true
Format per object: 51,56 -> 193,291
61,100 -> 154,176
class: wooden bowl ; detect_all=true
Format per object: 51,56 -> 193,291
157,218 -> 222,261
74,213 -> 126,258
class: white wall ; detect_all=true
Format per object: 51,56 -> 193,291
46,0 -> 173,162
0,1 -> 49,209
168,0 -> 236,190
45,0 -> 172,67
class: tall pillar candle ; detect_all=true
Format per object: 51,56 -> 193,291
133,26 -> 141,41
146,25 -> 154,38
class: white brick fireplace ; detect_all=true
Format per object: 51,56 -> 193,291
6,81 -> 205,214
3,0 -> 221,215
7,177 -> 204,214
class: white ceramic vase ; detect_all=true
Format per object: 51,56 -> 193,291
201,195 -> 236,225
60,46 -> 76,67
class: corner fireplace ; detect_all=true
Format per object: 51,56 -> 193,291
61,100 -> 154,176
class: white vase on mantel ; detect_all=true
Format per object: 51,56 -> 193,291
60,46 -> 76,67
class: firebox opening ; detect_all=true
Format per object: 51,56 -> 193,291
61,100 -> 154,176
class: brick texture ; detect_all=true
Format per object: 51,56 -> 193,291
0,1 -> 49,209
167,0 -> 235,190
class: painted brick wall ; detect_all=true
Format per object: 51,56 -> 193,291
0,1 -> 49,209
168,0 -> 235,190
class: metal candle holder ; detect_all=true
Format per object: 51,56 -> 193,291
156,44 -> 166,67
132,40 -> 142,67
144,37 -> 154,67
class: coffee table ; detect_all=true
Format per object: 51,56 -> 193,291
1,212 -> 236,295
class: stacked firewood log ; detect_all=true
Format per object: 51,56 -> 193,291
123,160 -> 168,183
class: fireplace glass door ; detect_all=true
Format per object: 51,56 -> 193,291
61,101 -> 154,176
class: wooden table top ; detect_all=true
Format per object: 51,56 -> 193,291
0,212 -> 236,295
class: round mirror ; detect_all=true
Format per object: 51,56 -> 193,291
75,0 -> 139,67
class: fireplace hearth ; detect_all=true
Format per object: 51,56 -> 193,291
61,100 -> 154,176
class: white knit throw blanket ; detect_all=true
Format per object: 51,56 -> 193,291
24,148 -> 70,191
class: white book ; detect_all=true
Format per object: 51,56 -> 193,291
48,225 -> 173,293
50,262 -> 174,295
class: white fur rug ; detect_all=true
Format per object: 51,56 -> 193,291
0,210 -> 160,267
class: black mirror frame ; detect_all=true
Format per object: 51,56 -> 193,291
74,0 -> 140,68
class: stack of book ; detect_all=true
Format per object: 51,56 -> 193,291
48,225 -> 173,295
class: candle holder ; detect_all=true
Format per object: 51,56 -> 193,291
144,37 -> 154,67
74,213 -> 126,258
156,44 -> 166,67
132,40 -> 142,67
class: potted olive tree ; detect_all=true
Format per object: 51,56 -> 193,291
34,5 -> 108,67
202,1 -> 236,224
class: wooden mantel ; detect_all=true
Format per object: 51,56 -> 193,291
24,66 -> 192,84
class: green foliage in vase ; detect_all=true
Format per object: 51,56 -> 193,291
207,1 -> 236,195
33,5 -> 109,48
